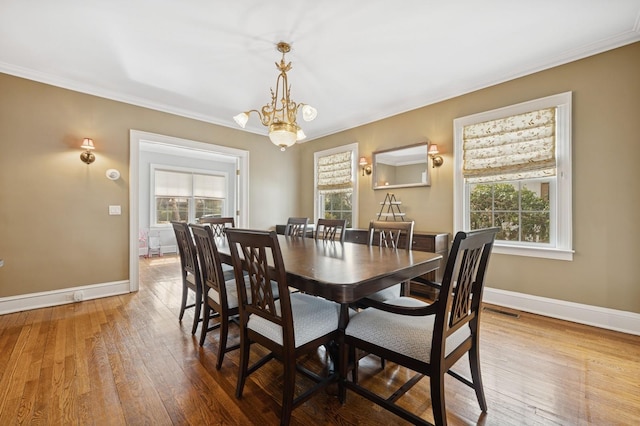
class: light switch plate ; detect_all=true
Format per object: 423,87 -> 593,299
109,205 -> 121,215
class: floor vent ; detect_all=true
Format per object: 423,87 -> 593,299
483,306 -> 520,318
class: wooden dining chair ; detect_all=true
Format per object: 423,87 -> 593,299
226,228 -> 340,426
315,218 -> 347,242
340,227 -> 499,426
198,216 -> 235,237
171,221 -> 203,334
190,224 -> 245,369
197,216 -> 237,281
284,217 -> 309,238
365,220 -> 415,302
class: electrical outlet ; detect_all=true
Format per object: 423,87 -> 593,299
109,205 -> 121,215
73,291 -> 84,302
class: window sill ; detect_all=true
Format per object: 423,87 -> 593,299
493,244 -> 574,261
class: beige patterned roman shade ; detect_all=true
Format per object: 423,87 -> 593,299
463,107 -> 556,183
316,150 -> 353,194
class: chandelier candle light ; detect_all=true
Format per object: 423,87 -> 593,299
233,42 -> 317,151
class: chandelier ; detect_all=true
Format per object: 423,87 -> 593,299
233,42 -> 317,151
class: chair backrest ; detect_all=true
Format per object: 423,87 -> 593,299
284,217 -> 309,238
171,221 -> 199,277
198,216 -> 236,238
367,220 -> 415,250
226,229 -> 295,348
315,218 -> 347,242
432,227 -> 499,359
190,224 -> 228,308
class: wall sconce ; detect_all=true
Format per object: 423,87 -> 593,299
80,138 -> 96,164
428,144 -> 443,168
359,156 -> 372,176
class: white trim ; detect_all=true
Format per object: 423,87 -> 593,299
484,287 -> 640,336
313,142 -> 359,228
130,130 -> 250,293
492,245 -> 574,261
0,281 -> 130,316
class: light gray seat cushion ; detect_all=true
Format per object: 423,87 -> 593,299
366,283 -> 401,302
247,292 -> 340,348
345,296 -> 470,364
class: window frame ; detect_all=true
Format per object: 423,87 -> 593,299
150,164 -> 229,226
454,92 -> 573,260
313,143 -> 359,229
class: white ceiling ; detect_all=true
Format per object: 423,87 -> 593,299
1,1 -> 639,142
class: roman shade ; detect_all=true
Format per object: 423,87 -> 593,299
463,107 -> 556,183
316,150 -> 353,193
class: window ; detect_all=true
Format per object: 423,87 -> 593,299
314,143 -> 359,228
454,92 -> 573,260
153,167 -> 227,225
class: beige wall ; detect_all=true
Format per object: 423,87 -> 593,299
0,74 -> 299,297
1,43 -> 638,313
298,42 -> 640,314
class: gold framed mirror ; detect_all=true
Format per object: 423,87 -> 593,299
372,142 -> 430,189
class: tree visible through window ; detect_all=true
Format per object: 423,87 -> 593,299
470,181 -> 550,243
323,192 -> 352,227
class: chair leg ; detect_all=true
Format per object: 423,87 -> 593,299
236,331 -> 250,399
199,305 -> 210,346
216,314 -> 229,370
430,371 -> 447,426
280,354 -> 296,426
191,289 -> 202,335
179,280 -> 188,321
469,342 -> 487,412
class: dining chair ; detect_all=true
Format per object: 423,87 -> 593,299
197,216 -> 237,281
171,221 -> 203,334
365,220 -> 415,302
315,218 -> 347,242
190,224 -> 245,369
198,216 -> 235,237
284,217 -> 310,238
226,228 -> 340,426
340,227 -> 500,426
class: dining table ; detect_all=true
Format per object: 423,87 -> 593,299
216,233 -> 443,330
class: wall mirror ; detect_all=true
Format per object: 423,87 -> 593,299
372,142 -> 430,189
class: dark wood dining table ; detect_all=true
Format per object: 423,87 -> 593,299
216,234 -> 443,329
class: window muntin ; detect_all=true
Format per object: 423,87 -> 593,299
469,180 -> 551,244
321,192 -> 353,227
454,92 -> 572,260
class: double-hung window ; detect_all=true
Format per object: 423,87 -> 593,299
314,143 -> 358,228
454,92 -> 573,260
153,167 -> 227,225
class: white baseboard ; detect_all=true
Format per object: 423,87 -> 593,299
0,280 -> 131,315
484,287 -> 640,336
138,245 -> 177,257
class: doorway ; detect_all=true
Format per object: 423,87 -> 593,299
129,130 -> 249,292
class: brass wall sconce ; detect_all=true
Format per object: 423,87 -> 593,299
359,156 -> 372,176
428,144 -> 443,168
80,138 -> 95,164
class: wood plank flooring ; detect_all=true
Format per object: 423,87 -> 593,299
1,254 -> 639,425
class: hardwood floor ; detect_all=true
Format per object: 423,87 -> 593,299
1,254 -> 639,425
